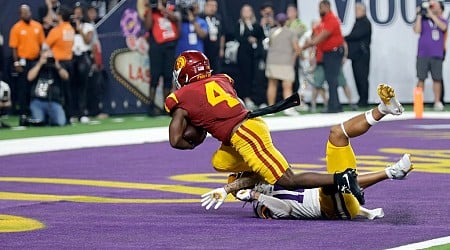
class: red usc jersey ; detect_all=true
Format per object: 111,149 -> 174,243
165,74 -> 249,142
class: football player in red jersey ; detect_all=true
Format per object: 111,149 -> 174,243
164,50 -> 364,210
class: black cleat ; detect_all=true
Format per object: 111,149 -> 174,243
334,168 -> 365,205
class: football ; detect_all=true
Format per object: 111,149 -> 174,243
183,123 -> 207,146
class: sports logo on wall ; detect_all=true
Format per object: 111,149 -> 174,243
110,0 -> 151,104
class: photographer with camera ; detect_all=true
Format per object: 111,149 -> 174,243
175,1 -> 208,56
144,0 -> 180,116
0,81 -> 12,128
413,0 -> 447,111
26,49 -> 68,126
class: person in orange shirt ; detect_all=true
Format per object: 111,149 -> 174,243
44,6 -> 75,62
9,4 -> 45,119
43,6 -> 75,122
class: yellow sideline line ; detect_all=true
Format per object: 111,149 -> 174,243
0,177 -> 209,195
0,192 -> 208,203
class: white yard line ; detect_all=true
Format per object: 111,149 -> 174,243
1,111 -> 449,156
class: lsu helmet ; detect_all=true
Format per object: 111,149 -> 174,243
173,50 -> 211,89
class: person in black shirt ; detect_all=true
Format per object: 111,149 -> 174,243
27,49 -> 68,126
345,2 -> 372,107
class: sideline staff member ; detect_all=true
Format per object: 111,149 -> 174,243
9,4 -> 45,118
302,0 -> 344,113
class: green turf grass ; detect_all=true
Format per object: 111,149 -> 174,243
0,115 -> 171,140
426,243 -> 450,250
0,104 -> 445,140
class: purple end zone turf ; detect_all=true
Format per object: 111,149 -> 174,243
0,119 -> 449,249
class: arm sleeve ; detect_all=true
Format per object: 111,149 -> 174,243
234,22 -> 246,43
38,24 -> 45,44
45,29 -> 56,47
9,26 -> 18,48
345,21 -> 370,41
257,194 -> 292,218
200,19 -> 209,33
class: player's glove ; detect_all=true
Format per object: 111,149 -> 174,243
236,189 -> 253,202
201,187 -> 227,210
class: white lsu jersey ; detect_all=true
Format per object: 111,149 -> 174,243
253,184 -> 322,219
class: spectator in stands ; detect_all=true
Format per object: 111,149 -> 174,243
260,2 -> 275,38
345,2 -> 372,108
251,2 -> 274,109
286,3 -> 307,106
234,4 -> 264,110
144,0 -> 179,116
413,0 -> 447,111
27,49 -> 69,126
201,0 -> 225,73
265,13 -> 301,116
302,0 -> 345,113
175,1 -> 208,55
86,4 -> 108,119
9,4 -> 45,124
44,6 -> 75,70
286,4 -> 306,40
71,3 -> 95,123
43,6 -> 75,123
39,0 -> 61,36
87,4 -> 101,24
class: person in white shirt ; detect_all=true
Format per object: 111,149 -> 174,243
70,3 -> 95,123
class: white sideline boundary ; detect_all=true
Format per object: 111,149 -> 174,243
1,111 -> 450,249
1,111 -> 450,157
386,236 -> 450,250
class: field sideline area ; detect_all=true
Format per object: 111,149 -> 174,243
1,111 -> 449,249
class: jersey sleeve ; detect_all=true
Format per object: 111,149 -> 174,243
164,92 -> 180,114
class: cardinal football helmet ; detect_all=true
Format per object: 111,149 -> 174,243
173,50 -> 211,89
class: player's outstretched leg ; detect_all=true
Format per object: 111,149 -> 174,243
330,83 -> 404,146
357,154 -> 413,189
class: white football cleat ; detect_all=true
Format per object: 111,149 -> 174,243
385,154 -> 413,180
377,84 -> 404,115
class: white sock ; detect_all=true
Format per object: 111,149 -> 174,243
365,109 -> 379,126
340,123 -> 349,138
385,166 -> 394,179
377,104 -> 387,115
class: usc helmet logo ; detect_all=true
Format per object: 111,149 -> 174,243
175,56 -> 186,71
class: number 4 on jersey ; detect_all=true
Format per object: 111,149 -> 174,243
205,81 -> 240,108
